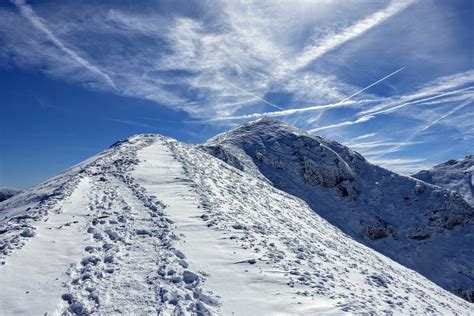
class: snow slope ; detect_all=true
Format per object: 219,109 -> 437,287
0,128 -> 472,314
412,155 -> 474,206
0,187 -> 20,202
204,118 -> 474,302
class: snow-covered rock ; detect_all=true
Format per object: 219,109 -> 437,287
412,155 -> 474,206
204,118 -> 474,302
0,187 -> 20,202
0,122 -> 472,314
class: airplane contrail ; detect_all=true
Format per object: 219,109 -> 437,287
225,80 -> 285,111
212,67 -> 405,121
12,0 -> 117,90
340,67 -> 405,103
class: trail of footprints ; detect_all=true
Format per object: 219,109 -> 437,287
0,173 -> 82,264
59,138 -> 219,315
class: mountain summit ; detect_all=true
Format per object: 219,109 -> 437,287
0,120 -> 472,314
204,118 -> 473,301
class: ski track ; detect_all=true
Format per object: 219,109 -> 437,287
0,134 -> 472,315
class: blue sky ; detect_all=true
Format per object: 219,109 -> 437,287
0,0 -> 473,189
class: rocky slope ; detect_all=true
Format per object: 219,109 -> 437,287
204,118 -> 474,302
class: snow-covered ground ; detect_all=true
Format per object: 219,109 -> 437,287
0,177 -> 92,314
133,138 -> 339,315
413,155 -> 474,206
204,118 -> 474,302
0,125 -> 473,314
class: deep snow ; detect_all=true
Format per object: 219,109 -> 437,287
0,121 -> 473,314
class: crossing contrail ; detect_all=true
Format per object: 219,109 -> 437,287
340,67 -> 405,103
212,67 -> 405,121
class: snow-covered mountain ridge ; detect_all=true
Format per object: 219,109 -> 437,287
412,155 -> 474,206
0,188 -> 20,203
204,118 -> 474,302
0,120 -> 472,314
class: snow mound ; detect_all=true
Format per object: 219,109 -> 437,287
412,155 -> 474,206
204,118 -> 474,302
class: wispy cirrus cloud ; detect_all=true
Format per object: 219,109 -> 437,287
1,0 -> 472,174
10,0 -> 117,90
1,0 -> 415,118
277,1 -> 414,75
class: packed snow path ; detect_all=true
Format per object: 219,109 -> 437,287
133,139 -> 335,314
0,136 -> 219,315
0,135 -> 472,315
0,177 -> 92,314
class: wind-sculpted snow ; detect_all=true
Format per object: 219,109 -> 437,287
205,118 -> 474,302
413,155 -> 474,206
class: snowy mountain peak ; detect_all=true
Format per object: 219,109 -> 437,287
1,122 -> 473,314
204,120 -> 474,302
412,154 -> 474,206
206,118 -> 365,187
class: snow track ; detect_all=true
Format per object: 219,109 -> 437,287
1,136 -> 219,315
0,177 -> 92,315
133,138 -> 334,315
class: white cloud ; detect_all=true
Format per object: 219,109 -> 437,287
276,0 -> 415,75
2,0 -> 417,119
365,157 -> 429,174
308,115 -> 374,133
11,0 -> 116,90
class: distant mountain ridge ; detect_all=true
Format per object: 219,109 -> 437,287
204,118 -> 474,302
412,155 -> 474,206
0,188 -> 20,203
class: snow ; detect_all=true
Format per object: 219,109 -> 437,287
0,177 -> 92,314
0,121 -> 473,314
412,155 -> 474,206
204,118 -> 474,302
133,137 -> 339,315
0,187 -> 20,202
